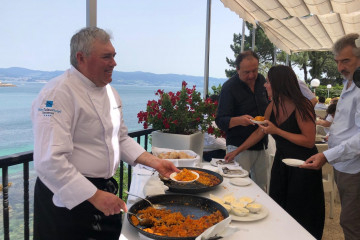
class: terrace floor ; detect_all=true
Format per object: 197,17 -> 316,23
322,193 -> 344,240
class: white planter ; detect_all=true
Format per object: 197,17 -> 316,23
151,131 -> 204,161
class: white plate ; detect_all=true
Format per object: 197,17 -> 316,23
250,119 -> 266,125
169,170 -> 199,183
282,158 -> 305,167
230,178 -> 251,186
210,158 -> 238,167
230,205 -> 269,221
220,167 -> 249,178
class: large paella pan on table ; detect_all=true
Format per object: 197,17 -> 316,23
128,194 -> 229,240
160,167 -> 223,194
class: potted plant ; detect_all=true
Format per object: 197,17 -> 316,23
137,81 -> 223,158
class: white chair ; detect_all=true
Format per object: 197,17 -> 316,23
315,109 -> 327,119
322,163 -> 335,219
316,143 -> 335,219
316,125 -> 327,137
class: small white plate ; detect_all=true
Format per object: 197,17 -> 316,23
220,167 -> 249,178
170,170 -> 199,183
210,158 -> 238,167
250,119 -> 266,125
282,158 -> 304,167
230,178 -> 251,186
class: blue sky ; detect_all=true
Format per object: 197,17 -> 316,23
0,0 -> 247,79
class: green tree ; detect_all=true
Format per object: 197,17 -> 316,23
225,22 -> 277,78
277,51 -> 310,82
225,23 -> 341,85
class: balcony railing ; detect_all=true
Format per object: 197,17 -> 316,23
0,128 -> 154,240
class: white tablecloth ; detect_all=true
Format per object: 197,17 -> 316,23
119,164 -> 315,240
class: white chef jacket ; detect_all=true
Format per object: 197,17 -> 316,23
324,79 -> 360,174
31,66 -> 145,209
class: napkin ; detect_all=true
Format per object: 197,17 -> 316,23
223,165 -> 244,170
195,216 -> 239,240
143,176 -> 169,197
202,165 -> 219,173
133,164 -> 156,176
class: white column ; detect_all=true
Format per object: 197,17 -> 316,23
86,0 -> 97,27
203,0 -> 211,98
252,22 -> 256,50
241,21 -> 245,52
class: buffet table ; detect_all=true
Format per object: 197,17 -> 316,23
119,164 -> 315,240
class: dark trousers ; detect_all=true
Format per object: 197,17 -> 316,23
33,177 -> 122,240
334,169 -> 360,240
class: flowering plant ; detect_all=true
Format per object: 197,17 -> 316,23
137,81 -> 223,137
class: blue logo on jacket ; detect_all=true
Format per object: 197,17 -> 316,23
46,101 -> 53,107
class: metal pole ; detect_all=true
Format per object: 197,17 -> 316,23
273,46 -> 277,65
203,0 -> 211,98
241,20 -> 245,52
86,0 -> 97,27
252,22 -> 256,50
286,54 -> 289,66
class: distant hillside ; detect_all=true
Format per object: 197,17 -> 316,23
0,67 -> 227,88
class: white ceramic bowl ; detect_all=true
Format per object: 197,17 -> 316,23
232,207 -> 250,217
238,196 -> 254,204
231,201 -> 247,209
170,170 -> 199,183
246,203 -> 262,213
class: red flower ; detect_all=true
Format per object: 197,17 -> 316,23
207,126 -> 214,134
136,81 -> 222,136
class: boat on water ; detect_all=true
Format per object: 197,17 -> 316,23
0,81 -> 16,87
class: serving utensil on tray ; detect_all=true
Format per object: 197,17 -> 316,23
125,190 -> 166,209
120,209 -> 153,227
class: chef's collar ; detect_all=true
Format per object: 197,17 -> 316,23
70,66 -> 99,88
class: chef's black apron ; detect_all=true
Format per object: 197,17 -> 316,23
33,177 -> 122,240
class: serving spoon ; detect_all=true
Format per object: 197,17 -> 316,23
121,209 -> 153,227
125,190 -> 166,209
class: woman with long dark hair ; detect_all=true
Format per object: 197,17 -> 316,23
225,65 -> 325,239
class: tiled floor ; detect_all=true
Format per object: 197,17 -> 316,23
322,193 -> 344,240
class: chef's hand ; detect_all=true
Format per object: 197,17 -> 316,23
135,151 -> 179,178
300,153 -> 327,170
154,158 -> 179,178
88,190 -> 127,216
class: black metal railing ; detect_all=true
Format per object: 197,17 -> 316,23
0,128 -> 154,240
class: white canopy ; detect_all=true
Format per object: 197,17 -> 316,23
221,0 -> 360,54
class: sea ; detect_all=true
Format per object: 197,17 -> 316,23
0,82 -> 193,158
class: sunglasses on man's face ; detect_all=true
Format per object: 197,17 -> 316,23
353,67 -> 360,88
